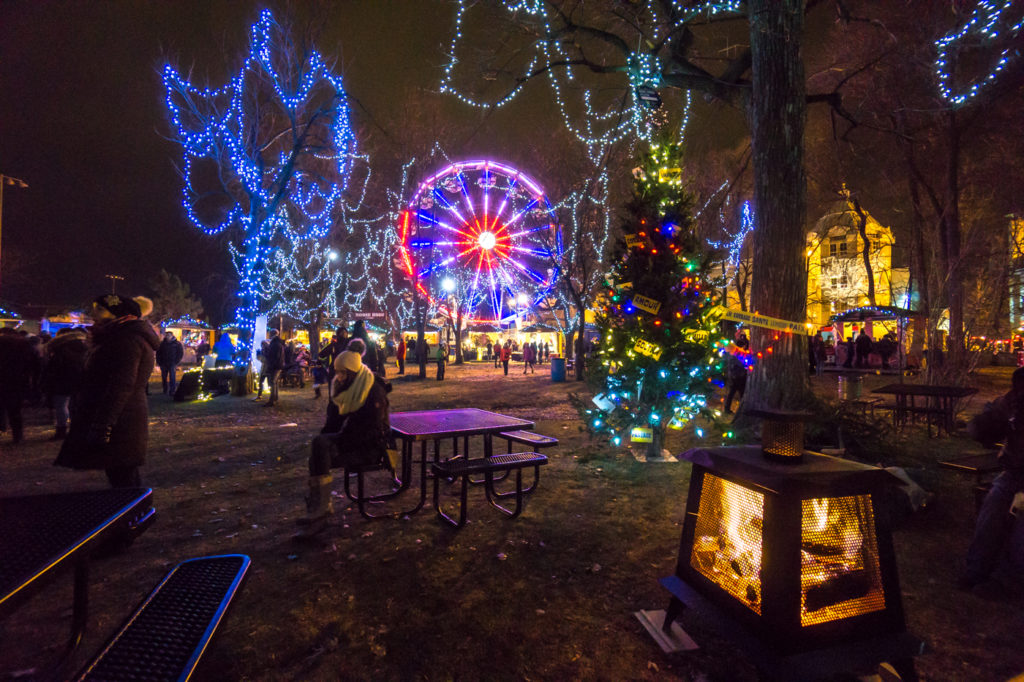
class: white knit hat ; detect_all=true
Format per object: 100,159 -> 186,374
334,350 -> 362,373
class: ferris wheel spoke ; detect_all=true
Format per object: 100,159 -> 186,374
503,199 -> 539,230
457,172 -> 475,215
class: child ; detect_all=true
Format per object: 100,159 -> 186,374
311,361 -> 328,399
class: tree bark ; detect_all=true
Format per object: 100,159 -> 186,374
942,108 -> 965,375
745,0 -> 811,410
851,198 -> 876,306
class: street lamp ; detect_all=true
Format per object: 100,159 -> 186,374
0,174 -> 29,294
105,274 -> 125,294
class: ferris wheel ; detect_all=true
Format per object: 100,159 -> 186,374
397,160 -> 562,324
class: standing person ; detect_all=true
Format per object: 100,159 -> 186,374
501,340 -> 512,376
543,341 -> 550,361
264,329 -> 286,407
295,350 -> 392,537
855,330 -> 873,369
493,339 -> 500,368
156,332 -> 184,396
811,331 -> 827,377
436,342 -> 447,380
252,341 -> 269,400
42,327 -> 88,440
351,321 -> 381,375
396,336 -> 406,375
318,334 -> 339,383
0,328 -> 39,444
523,341 -> 534,374
311,361 -> 328,399
843,335 -> 856,368
724,352 -> 748,415
55,294 -> 159,487
960,367 -> 1024,590
195,338 -> 210,365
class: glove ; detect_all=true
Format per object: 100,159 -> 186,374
85,424 -> 113,446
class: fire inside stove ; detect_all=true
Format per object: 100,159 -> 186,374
689,474 -> 886,626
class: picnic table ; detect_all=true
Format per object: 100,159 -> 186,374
871,383 -> 978,435
387,408 -> 535,517
0,487 -> 154,658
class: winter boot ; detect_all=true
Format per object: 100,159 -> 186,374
294,474 -> 334,537
313,386 -> 322,399
51,426 -> 67,441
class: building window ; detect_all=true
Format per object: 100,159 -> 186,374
829,239 -> 849,258
830,277 -> 838,289
840,275 -> 849,287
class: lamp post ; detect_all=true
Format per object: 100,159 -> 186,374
105,274 -> 125,294
0,174 -> 29,294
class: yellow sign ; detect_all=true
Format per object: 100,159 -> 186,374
685,329 -> 710,342
624,233 -> 645,249
658,167 -> 682,183
708,306 -> 806,335
632,294 -> 662,315
630,426 -> 654,443
633,338 -> 663,360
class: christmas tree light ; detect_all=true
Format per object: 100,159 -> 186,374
577,140 -> 728,458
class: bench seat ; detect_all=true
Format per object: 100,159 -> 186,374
77,554 -> 250,682
432,453 -> 548,528
499,429 -> 559,451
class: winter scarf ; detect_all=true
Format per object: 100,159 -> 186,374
332,364 -> 375,415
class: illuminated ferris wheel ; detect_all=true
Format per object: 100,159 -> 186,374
397,160 -> 562,324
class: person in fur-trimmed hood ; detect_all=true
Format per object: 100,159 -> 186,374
55,294 -> 160,488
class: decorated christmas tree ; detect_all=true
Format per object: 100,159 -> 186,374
580,140 -> 726,459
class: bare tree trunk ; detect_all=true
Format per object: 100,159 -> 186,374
745,0 -> 811,410
942,108 -> 966,376
851,198 -> 876,305
454,309 -> 464,364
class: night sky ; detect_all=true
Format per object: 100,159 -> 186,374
0,1 -> 561,321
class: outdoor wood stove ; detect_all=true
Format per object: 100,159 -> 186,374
656,445 -> 921,679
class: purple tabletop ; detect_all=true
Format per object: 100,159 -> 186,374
390,408 -> 534,441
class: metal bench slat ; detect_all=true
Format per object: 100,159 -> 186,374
498,430 -> 558,447
432,452 -> 548,477
78,554 -> 250,682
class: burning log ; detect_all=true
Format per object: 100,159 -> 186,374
803,569 -> 872,613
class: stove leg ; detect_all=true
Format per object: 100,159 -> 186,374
662,596 -> 684,633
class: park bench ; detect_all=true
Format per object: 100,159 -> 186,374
76,554 -> 251,682
432,452 -> 548,528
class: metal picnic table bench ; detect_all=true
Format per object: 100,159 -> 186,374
871,383 -> 978,436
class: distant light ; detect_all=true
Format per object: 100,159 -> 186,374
517,293 -> 528,305
441,277 -> 455,293
328,249 -> 339,261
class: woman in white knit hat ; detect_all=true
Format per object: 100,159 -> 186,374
295,349 -> 391,537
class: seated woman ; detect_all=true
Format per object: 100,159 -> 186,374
295,350 -> 391,538
960,366 -> 1024,589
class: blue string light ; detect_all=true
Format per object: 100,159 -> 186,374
935,0 -> 1024,106
163,9 -> 360,361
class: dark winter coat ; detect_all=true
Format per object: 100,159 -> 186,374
0,332 -> 40,398
265,336 -> 286,371
321,374 -> 392,462
968,391 -> 1024,470
156,337 -> 184,368
855,333 -> 873,356
55,319 -> 160,471
42,330 -> 88,396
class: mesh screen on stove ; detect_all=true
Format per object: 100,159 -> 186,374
689,474 -> 765,615
800,494 -> 886,626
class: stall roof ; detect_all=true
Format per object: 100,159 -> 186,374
165,315 -> 210,329
830,306 -> 917,323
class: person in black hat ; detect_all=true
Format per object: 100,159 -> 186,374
55,294 -> 160,487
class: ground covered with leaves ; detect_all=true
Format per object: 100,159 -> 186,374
1,362 -> 1022,681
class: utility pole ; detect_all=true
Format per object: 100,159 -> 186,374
0,174 -> 29,294
105,274 -> 125,294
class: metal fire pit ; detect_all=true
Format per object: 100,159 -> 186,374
654,446 -> 922,680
